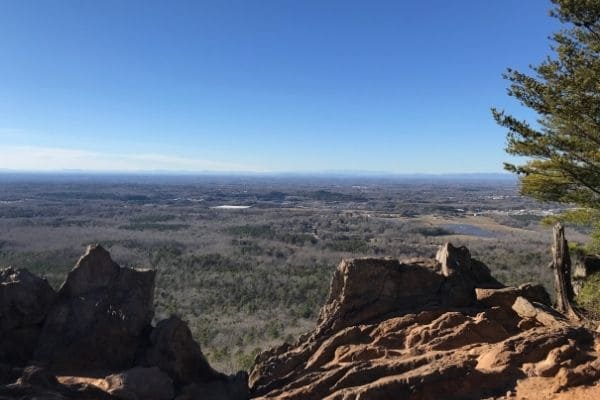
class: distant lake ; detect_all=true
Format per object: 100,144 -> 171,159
440,223 -> 497,238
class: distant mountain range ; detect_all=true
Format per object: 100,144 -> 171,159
0,170 -> 517,184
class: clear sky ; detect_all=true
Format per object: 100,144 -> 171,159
0,0 -> 559,173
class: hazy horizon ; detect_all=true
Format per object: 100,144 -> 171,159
0,168 -> 516,178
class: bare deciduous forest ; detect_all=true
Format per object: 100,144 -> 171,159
0,174 -> 587,371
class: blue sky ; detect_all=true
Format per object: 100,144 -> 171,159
0,0 -> 559,173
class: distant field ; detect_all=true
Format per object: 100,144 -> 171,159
0,175 -> 584,372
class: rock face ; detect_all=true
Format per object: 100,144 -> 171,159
0,244 -> 247,400
314,257 -> 445,338
142,316 -> 222,385
35,244 -> 156,372
0,267 -> 56,365
436,243 -> 504,307
475,283 -> 551,310
4,241 -> 600,399
250,243 -> 600,400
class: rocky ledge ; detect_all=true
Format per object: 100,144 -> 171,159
249,244 -> 600,400
1,243 -> 600,399
0,244 -> 247,400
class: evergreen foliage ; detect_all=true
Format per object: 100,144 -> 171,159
493,0 -> 600,252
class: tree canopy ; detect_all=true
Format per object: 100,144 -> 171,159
493,0 -> 600,252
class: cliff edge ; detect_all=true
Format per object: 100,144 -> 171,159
0,244 -> 247,400
249,244 -> 600,400
1,243 -> 600,399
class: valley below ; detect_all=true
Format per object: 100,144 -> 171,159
0,174 -> 587,372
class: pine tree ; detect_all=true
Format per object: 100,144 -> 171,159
493,0 -> 600,252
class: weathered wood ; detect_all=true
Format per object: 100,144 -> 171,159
551,223 -> 580,320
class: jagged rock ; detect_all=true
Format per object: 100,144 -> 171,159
249,256 -> 451,396
512,296 -> 570,328
104,366 -> 174,400
143,315 -> 222,386
5,240 -> 600,399
250,243 -> 600,399
553,359 -> 600,392
518,283 -> 552,306
0,267 -> 56,365
252,308 -> 540,399
314,257 -> 446,338
476,287 -> 521,309
0,267 -> 56,330
524,340 -> 579,377
475,284 -> 551,310
141,316 -> 249,398
35,244 -> 155,373
435,243 -> 503,288
476,327 -> 588,374
250,246 -> 511,398
436,243 -> 503,307
1,245 -> 249,400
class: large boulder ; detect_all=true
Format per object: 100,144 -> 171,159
311,243 -> 501,340
142,316 -> 248,399
250,243 -> 600,399
0,267 -> 56,365
314,257 -> 446,337
519,282 -> 552,306
35,244 -> 155,373
1,245 -> 249,399
512,296 -> 570,329
475,283 -> 551,310
250,246 -> 498,395
436,243 -> 504,307
142,316 -> 222,386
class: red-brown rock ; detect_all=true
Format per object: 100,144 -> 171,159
35,244 -> 155,373
250,243 -> 600,400
0,267 -> 56,365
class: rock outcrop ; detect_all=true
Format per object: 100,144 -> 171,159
0,267 -> 56,365
250,243 -> 600,400
3,241 -> 600,399
142,315 -> 223,385
35,244 -> 156,372
0,244 -> 247,400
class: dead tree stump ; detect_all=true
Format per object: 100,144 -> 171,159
551,223 -> 580,320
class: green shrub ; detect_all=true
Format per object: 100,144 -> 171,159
576,273 -> 600,319
235,347 -> 262,371
326,236 -> 370,253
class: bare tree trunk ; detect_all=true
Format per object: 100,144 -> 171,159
551,223 -> 580,320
